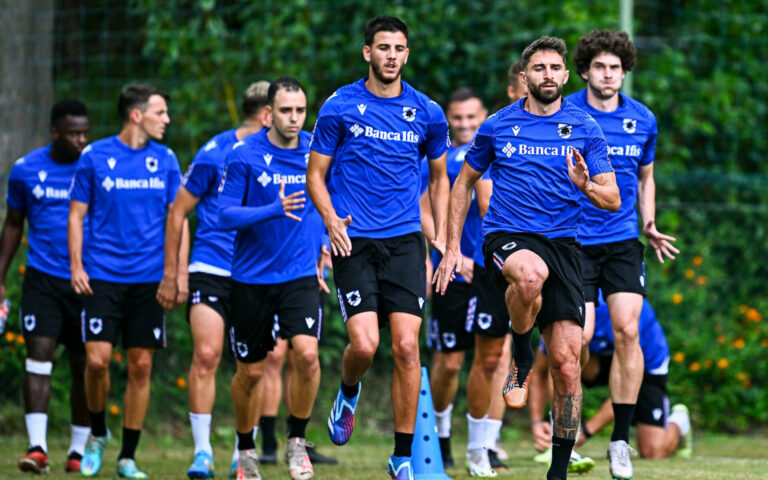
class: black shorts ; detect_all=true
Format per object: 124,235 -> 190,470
483,232 -> 585,330
582,238 -> 647,304
229,276 -> 322,363
187,272 -> 231,323
634,373 -> 669,427
82,280 -> 166,349
582,354 -> 613,388
332,232 -> 427,324
20,266 -> 84,350
427,281 -> 475,352
472,263 -> 510,338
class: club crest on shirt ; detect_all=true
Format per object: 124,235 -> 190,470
623,118 -> 637,134
557,123 -> 572,139
402,106 -> 417,122
145,156 -> 159,173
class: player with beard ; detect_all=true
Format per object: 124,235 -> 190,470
1,100 -> 90,474
567,30 -> 678,480
307,15 -> 450,480
435,36 -> 620,480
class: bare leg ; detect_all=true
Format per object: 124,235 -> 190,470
430,350 -> 464,412
340,313 -> 379,386
188,304 -> 224,414
123,347 -> 154,430
390,312 -> 422,434
287,335 -> 320,420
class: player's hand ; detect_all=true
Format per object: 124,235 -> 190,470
531,420 -> 552,452
461,255 -> 475,283
432,248 -> 461,295
317,245 -> 331,293
430,239 -> 447,257
327,214 -> 353,257
279,180 -> 306,222
176,274 -> 189,306
156,275 -> 178,311
567,149 -> 590,192
71,267 -> 93,296
644,220 -> 679,263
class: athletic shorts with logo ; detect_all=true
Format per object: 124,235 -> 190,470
187,272 -> 230,322
82,280 -> 166,348
427,280 -> 475,352
333,232 -> 426,324
229,275 -> 322,363
472,263 -> 511,338
20,266 -> 84,351
483,232 -> 585,330
582,238 -> 647,305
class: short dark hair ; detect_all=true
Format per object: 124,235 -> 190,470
117,83 -> 169,121
448,87 -> 482,105
574,29 -> 637,76
50,99 -> 87,127
267,77 -> 306,105
507,60 -> 524,87
521,36 -> 568,70
242,81 -> 270,117
364,16 -> 409,46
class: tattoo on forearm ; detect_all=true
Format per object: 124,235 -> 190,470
552,393 -> 583,440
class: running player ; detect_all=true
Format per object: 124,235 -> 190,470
568,29 -> 678,479
218,77 -> 325,480
1,100 -> 90,474
155,81 -> 271,479
69,84 -> 183,479
306,15 -> 450,480
434,36 -> 620,480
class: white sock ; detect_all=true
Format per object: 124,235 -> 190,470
435,404 -> 453,438
466,413 -> 487,451
25,413 -> 48,453
231,427 -> 259,462
484,419 -> 502,451
190,413 -> 213,455
68,425 -> 90,456
253,425 -> 259,442
669,410 -> 690,436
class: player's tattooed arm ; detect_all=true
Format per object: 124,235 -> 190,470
552,393 -> 583,440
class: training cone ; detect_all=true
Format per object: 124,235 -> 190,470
411,366 -> 453,480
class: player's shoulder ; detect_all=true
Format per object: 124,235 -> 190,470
147,140 -> 178,161
229,129 -> 266,162
298,130 -> 313,149
320,81 -> 361,109
479,102 -> 518,134
564,89 -> 589,109
561,98 -> 597,125
81,136 -> 117,157
401,81 -> 444,115
620,94 -> 657,127
13,145 -> 51,171
194,129 -> 238,164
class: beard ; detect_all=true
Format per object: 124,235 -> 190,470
528,81 -> 563,105
370,59 -> 403,85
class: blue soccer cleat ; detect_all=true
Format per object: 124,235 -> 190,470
387,455 -> 414,480
80,430 -> 110,477
327,382 -> 360,445
187,450 -> 215,479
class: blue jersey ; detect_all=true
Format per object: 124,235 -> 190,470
471,170 -> 493,268
310,78 -> 449,239
183,129 -> 239,275
6,145 -> 80,279
430,143 -> 481,282
464,98 -> 612,239
219,130 -> 324,284
69,136 -> 181,283
567,90 -> 657,245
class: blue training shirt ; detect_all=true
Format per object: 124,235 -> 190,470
310,78 -> 449,239
182,129 -> 239,275
6,145 -> 80,279
69,136 -> 181,283
464,98 -> 613,239
567,90 -> 657,245
219,129 -> 324,284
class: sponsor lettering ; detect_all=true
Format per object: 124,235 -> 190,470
607,144 -> 643,157
363,126 -> 420,143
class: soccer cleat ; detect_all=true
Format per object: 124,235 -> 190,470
567,450 -> 595,474
227,458 -> 238,479
672,403 -> 693,459
607,440 -> 636,480
305,442 -> 338,465
488,449 -> 508,470
286,437 -> 314,480
65,452 -> 83,473
81,430 -> 110,477
438,437 -> 454,468
327,382 -> 360,445
187,450 -> 215,479
502,364 -> 532,408
259,449 -> 277,465
465,448 -> 497,477
493,440 -> 509,461
387,455 -> 414,480
116,459 -> 148,479
235,449 -> 262,480
18,448 -> 50,474
533,446 -> 551,464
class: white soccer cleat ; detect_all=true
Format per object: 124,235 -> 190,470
607,440 -> 636,480
465,448 -> 497,477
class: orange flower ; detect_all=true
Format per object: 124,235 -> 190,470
18,265 -> 26,275
689,361 -> 700,372
717,334 -> 727,344
109,404 -> 120,416
761,338 -> 768,348
672,293 -> 683,304
703,359 -> 713,369
717,358 -> 729,369
5,331 -> 15,342
673,352 -> 685,363
696,276 -> 708,286
16,335 -> 25,345
692,255 -> 703,267
732,338 -> 746,349
176,377 -> 187,389
736,372 -> 749,382
113,352 -> 123,363
685,269 -> 695,279
746,308 -> 762,322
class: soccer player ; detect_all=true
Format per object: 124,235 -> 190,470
434,36 -> 620,480
218,77 -> 326,480
155,81 -> 271,479
0,100 -> 90,474
306,15 -> 450,479
69,84 -> 183,479
507,61 -> 527,104
567,30 -> 678,479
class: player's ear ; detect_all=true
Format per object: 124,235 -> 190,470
129,107 -> 143,125
564,69 -> 570,85
580,71 -> 588,82
362,45 -> 371,63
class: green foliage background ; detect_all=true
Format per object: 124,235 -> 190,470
1,0 -> 766,435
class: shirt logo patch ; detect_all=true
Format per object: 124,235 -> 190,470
153,327 -> 161,340
24,314 -> 36,331
477,313 -> 493,330
257,171 -> 272,187
350,124 -> 364,138
145,156 -> 159,173
512,125 -> 521,136
442,332 -> 457,349
502,142 -> 516,158
32,185 -> 44,199
346,290 -> 361,307
107,157 -> 117,170
305,317 -> 316,329
557,123 -> 573,139
357,104 -> 367,115
89,318 -> 103,335
652,408 -> 663,421
38,170 -> 47,183
101,177 -> 115,192
402,106 -> 417,122
623,118 -> 637,134
418,297 -> 425,309
263,153 -> 273,166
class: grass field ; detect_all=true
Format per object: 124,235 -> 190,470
3,429 -> 768,479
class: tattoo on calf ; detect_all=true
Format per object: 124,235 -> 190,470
552,393 -> 583,440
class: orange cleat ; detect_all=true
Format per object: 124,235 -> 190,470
502,365 -> 532,408
18,449 -> 50,474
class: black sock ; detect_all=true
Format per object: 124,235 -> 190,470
547,435 -> 575,480
117,428 -> 141,460
611,403 -> 635,442
438,437 -> 452,458
237,429 -> 255,451
287,415 -> 310,439
89,410 -> 107,437
393,431 -> 414,458
340,380 -> 359,398
260,416 -> 277,452
29,445 -> 45,454
512,328 -> 534,377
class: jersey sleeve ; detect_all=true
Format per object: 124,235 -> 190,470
421,104 -> 450,161
218,153 -> 249,209
640,114 -> 658,166
583,119 -> 613,176
309,98 -> 343,156
182,155 -> 219,198
69,152 -> 94,205
6,161 -> 26,212
166,149 -> 182,206
463,117 -> 496,174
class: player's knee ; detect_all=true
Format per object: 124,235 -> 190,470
476,350 -> 502,377
293,348 -> 319,378
392,336 -> 420,369
612,321 -> 640,349
549,349 -> 580,390
239,361 -> 264,383
128,357 -> 153,382
350,338 -> 378,361
443,356 -> 463,376
86,354 -> 110,374
638,441 -> 666,459
504,267 -> 545,304
193,344 -> 222,373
